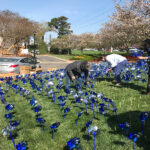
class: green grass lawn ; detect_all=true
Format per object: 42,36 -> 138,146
50,50 -> 126,61
0,75 -> 150,150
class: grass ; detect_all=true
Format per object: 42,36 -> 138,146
0,74 -> 150,150
50,50 -> 126,61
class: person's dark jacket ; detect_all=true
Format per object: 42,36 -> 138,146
65,61 -> 89,81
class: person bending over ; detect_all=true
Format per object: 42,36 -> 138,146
138,39 -> 150,95
102,54 -> 128,85
65,61 -> 91,91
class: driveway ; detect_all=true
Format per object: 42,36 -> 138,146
36,55 -> 72,71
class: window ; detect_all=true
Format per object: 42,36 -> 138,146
20,58 -> 29,63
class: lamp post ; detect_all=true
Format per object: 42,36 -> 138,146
33,31 -> 36,67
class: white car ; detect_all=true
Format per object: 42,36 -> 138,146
129,48 -> 138,52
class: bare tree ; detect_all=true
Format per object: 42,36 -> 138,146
0,10 -> 39,55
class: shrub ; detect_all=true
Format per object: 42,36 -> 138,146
39,42 -> 48,54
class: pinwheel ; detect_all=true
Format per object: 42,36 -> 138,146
127,133 -> 140,150
109,102 -> 118,121
99,103 -> 106,124
30,97 -> 38,107
36,117 -> 46,131
5,113 -> 15,125
63,107 -> 70,119
33,105 -> 42,117
76,111 -> 84,126
67,137 -> 80,150
11,120 -> 20,128
46,89 -> 53,99
88,126 -> 99,150
50,122 -> 60,139
60,102 -> 66,114
86,120 -> 92,139
81,98 -> 88,113
19,88 -> 22,96
76,98 -> 81,106
65,88 -> 70,95
16,141 -> 27,150
140,112 -> 149,134
24,90 -> 30,102
97,92 -> 103,100
1,96 -> 7,105
51,92 -> 56,104
5,104 -> 15,113
119,122 -> 130,136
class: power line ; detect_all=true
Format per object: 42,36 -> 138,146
73,8 -> 114,29
72,6 -> 115,26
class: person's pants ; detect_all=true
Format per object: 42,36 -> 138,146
65,73 -> 82,90
66,73 -> 71,90
114,60 -> 128,83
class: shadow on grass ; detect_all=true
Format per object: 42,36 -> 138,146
97,78 -> 146,93
107,111 -> 150,150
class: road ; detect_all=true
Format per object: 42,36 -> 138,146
36,55 -> 72,71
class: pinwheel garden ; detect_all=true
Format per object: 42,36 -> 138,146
0,59 -> 150,150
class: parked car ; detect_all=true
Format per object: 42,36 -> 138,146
0,56 -> 41,74
129,47 -> 138,52
83,48 -> 98,51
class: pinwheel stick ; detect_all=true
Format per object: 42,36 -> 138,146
93,132 -> 96,150
133,141 -> 135,150
91,104 -> 95,118
63,114 -> 66,120
141,122 -> 144,134
9,130 -> 15,148
76,118 -> 79,126
52,129 -> 54,139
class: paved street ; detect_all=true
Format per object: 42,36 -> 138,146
36,55 -> 72,71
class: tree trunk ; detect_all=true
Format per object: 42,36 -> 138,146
68,48 -> 71,55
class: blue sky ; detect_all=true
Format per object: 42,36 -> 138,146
0,0 -> 121,34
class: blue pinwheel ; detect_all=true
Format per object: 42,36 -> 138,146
60,101 -> 66,114
88,126 -> 99,150
119,122 -> 130,136
5,113 -> 15,125
30,96 -> 38,107
140,112 -> 149,134
33,105 -> 42,117
127,133 -> 140,150
16,141 -> 28,150
67,137 -> 80,150
63,107 -> 70,119
11,120 -> 20,128
86,120 -> 92,138
76,111 -> 84,126
76,98 -> 81,105
81,98 -> 88,113
1,96 -> 7,105
5,104 -> 15,112
36,117 -> 46,131
50,122 -> 60,139
99,103 -> 106,124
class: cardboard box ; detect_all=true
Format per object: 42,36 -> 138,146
20,66 -> 32,70
35,68 -> 42,73
47,68 -> 57,71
